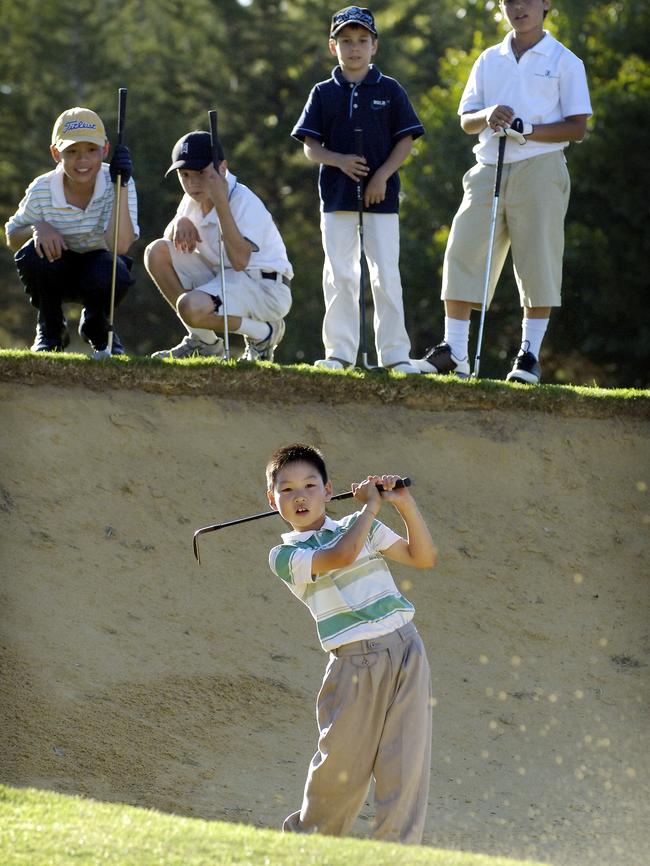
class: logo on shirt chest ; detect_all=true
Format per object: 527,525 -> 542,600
371,98 -> 390,110
535,69 -> 559,79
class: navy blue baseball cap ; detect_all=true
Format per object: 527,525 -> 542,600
165,130 -> 224,177
330,6 -> 377,38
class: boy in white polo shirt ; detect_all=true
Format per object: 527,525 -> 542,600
145,131 -> 293,361
5,107 -> 139,354
416,0 -> 592,383
266,443 -> 437,844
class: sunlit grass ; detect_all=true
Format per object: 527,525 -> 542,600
0,785 -> 548,866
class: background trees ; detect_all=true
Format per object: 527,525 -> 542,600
1,0 -> 648,386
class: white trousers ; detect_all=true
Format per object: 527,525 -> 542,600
166,240 -> 292,321
320,212 -> 413,367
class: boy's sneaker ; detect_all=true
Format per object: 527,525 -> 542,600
506,349 -> 541,384
151,335 -> 225,359
314,357 -> 352,370
384,360 -> 421,375
414,342 -> 470,378
240,319 -> 285,362
31,323 -> 71,352
91,331 -> 126,356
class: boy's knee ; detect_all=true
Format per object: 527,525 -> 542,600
144,238 -> 172,273
177,291 -> 201,324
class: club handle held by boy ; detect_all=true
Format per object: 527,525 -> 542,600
192,476 -> 412,564
209,108 -> 230,360
473,133 -> 506,379
102,86 -> 127,359
354,127 -> 375,371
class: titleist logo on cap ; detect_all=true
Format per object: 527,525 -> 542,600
63,120 -> 98,133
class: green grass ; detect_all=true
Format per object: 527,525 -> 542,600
1,349 -> 648,419
0,785 -> 547,866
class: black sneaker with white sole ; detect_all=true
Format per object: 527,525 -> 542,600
506,349 -> 541,384
414,342 -> 470,377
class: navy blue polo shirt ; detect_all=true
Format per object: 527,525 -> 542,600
292,65 -> 424,214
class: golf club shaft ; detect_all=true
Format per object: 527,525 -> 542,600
209,109 -> 230,360
354,127 -> 371,369
473,134 -> 506,379
193,476 -> 412,563
106,87 -> 128,355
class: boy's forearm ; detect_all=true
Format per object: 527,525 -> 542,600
312,504 -> 379,575
6,225 -> 33,252
527,115 -> 588,143
105,195 -> 136,255
391,498 -> 438,568
373,136 -> 414,181
303,138 -> 344,170
213,202 -> 252,271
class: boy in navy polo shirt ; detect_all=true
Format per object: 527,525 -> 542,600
415,0 -> 591,383
292,6 -> 424,374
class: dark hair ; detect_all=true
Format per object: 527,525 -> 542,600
266,443 -> 328,490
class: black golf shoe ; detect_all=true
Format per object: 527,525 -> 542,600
92,331 -> 126,356
31,323 -> 71,352
414,342 -> 470,377
506,349 -> 541,384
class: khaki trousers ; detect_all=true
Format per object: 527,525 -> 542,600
442,150 -> 571,308
283,622 -> 432,844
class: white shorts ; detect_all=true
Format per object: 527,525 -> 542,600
166,240 -> 292,321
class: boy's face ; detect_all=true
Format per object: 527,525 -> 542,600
329,25 -> 377,75
50,140 -> 109,186
268,460 -> 333,532
501,0 -> 550,35
177,162 -> 226,203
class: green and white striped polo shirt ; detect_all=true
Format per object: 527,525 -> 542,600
5,163 -> 139,253
269,512 -> 415,652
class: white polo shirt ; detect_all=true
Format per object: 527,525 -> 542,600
5,163 -> 139,253
461,31 -> 592,165
168,171 -> 293,279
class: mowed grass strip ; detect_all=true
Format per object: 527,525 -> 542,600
0,785 -> 548,866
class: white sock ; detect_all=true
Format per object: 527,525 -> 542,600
188,327 -> 218,345
521,317 -> 549,360
235,318 -> 271,342
444,317 -> 470,360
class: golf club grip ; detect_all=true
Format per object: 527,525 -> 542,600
117,88 -> 127,145
333,476 -> 412,501
354,127 -> 363,157
494,134 -> 506,196
209,110 -> 220,169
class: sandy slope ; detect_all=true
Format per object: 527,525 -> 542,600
1,378 -> 649,866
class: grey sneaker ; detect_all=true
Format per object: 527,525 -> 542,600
506,349 -> 541,384
240,319 -> 286,362
151,335 -> 225,360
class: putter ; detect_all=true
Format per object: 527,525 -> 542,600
472,132 -> 507,379
209,109 -> 230,360
93,87 -> 127,360
354,127 -> 378,371
193,476 -> 411,564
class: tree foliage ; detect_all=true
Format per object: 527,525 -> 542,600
0,0 -> 648,385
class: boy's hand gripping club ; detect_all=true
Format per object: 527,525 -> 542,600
192,476 -> 412,564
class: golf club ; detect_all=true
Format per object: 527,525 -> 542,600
92,87 -> 127,360
354,127 -> 378,371
193,476 -> 412,564
472,132 -> 507,379
209,108 -> 230,360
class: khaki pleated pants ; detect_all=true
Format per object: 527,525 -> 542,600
283,622 -> 432,844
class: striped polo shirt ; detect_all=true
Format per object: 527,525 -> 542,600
5,162 -> 139,253
269,512 -> 414,652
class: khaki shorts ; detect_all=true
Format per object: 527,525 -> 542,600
442,151 -> 570,309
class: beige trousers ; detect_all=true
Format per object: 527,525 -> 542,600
442,150 -> 571,308
283,622 -> 432,844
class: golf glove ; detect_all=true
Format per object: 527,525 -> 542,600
505,118 -> 534,145
109,144 -> 133,186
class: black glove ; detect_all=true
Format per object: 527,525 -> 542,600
109,143 -> 133,187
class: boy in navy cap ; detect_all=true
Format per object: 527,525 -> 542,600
145,130 -> 293,361
292,6 -> 424,374
5,107 -> 138,354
